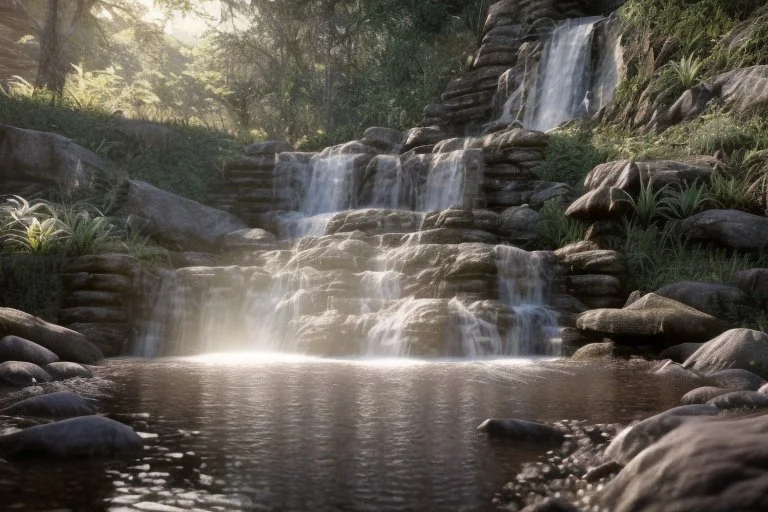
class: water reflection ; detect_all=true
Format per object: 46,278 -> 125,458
1,359 -> 694,511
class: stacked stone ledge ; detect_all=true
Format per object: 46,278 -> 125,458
58,253 -> 141,357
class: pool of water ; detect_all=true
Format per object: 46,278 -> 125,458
0,356 -> 694,511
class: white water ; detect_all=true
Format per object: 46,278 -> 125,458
517,17 -> 603,132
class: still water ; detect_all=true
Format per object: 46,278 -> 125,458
1,357 -> 693,511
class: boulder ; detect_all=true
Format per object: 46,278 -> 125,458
577,294 -> 725,346
584,159 -> 712,193
403,126 -> 450,150
707,390 -> 768,411
422,209 -> 501,233
683,329 -> 768,379
732,268 -> 768,303
43,362 -> 93,380
680,386 -> 731,405
565,186 -> 631,221
603,404 -> 719,466
0,361 -> 52,387
123,180 -> 247,251
0,308 -> 103,364
242,140 -> 293,155
566,274 -> 623,296
219,228 -> 277,251
64,253 -> 138,276
66,323 -> 129,357
659,342 -> 704,363
562,250 -> 626,276
0,124 -> 126,194
58,272 -> 132,293
598,413 -> 768,511
678,209 -> 768,251
654,281 -> 754,321
653,360 -> 704,383
0,335 -> 58,365
0,416 -> 142,458
571,342 -> 621,361
0,391 -> 94,419
361,127 -> 403,152
477,418 -> 564,442
705,368 -> 766,391
499,205 -> 539,244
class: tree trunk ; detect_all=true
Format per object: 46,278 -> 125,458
35,0 -> 67,93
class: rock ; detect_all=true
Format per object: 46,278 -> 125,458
653,360 -> 704,383
219,228 -> 277,251
0,124 -> 126,194
577,294 -> 725,346
603,404 -> 719,466
43,362 -> 93,380
403,126 -> 449,150
59,272 -> 133,292
58,307 -> 127,325
477,418 -> 564,442
566,274 -> 623,296
654,281 -> 754,321
678,209 -> 768,251
0,416 -> 142,458
66,323 -> 129,357
683,329 -> 768,379
598,413 -> 768,511
520,498 -> 581,512
326,209 -> 423,236
584,159 -> 712,193
168,251 -> 218,268
361,127 -> 403,152
0,391 -> 94,419
664,65 -> 768,126
660,342 -> 704,363
706,368 -> 766,391
707,390 -> 768,411
422,209 -> 501,233
64,253 -> 138,276
498,205 -> 539,243
123,180 -> 247,252
565,186 -> 631,221
680,386 -> 731,405
242,140 -> 293,155
571,342 -> 620,361
584,461 -> 624,483
0,361 -> 52,387
732,268 -> 768,303
554,241 -> 601,258
562,250 -> 626,275
0,335 -> 58,365
0,308 -> 103,364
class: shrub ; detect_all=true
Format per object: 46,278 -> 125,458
536,199 -> 588,250
534,128 -> 609,189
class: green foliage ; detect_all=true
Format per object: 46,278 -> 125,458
534,128 -> 610,189
708,170 -> 760,211
663,181 -> 713,219
536,200 -> 588,250
619,180 -> 673,227
0,253 -> 66,321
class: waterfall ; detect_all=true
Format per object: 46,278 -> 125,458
525,17 -> 603,132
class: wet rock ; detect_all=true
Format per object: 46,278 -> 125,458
654,281 -> 754,321
678,209 -> 768,251
219,228 -> 277,251
577,294 -> 725,346
659,342 -> 704,363
0,391 -> 94,419
123,179 -> 248,252
705,368 -> 766,391
683,329 -> 768,379
553,241 -> 601,258
361,127 -> 403,152
584,460 -> 623,483
566,274 -> 623,296
571,342 -> 621,361
59,272 -> 133,293
0,361 -> 52,387
598,413 -> 768,512
584,159 -> 712,193
603,404 -> 719,466
66,323 -> 129,357
707,390 -> 768,411
0,416 -> 142,458
64,254 -> 138,276
0,308 -> 104,364
499,205 -> 539,244
521,498 -> 581,512
168,251 -> 218,268
326,209 -> 422,236
0,335 -> 58,365
422,209 -> 501,234
58,307 -> 128,325
43,362 -> 93,380
477,418 -> 564,442
653,360 -> 704,383
403,126 -> 449,150
681,386 -> 731,405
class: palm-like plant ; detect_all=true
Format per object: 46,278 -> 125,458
619,179 -> 675,226
661,181 -> 713,219
668,53 -> 705,90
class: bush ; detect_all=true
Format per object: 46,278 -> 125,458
536,199 -> 588,250
0,253 -> 66,321
534,128 -> 609,189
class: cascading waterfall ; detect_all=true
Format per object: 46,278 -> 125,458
525,17 -> 603,132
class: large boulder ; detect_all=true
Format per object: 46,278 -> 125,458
732,268 -> 768,303
654,281 -> 754,321
123,180 -> 247,252
576,294 -> 725,346
598,413 -> 768,511
683,329 -> 768,379
43,362 -> 93,380
0,124 -> 126,194
0,416 -> 142,458
678,209 -> 768,251
565,186 -> 630,220
0,361 -> 52,386
603,404 -> 719,466
0,308 -> 103,364
0,391 -> 94,419
477,418 -> 564,442
0,335 -> 58,365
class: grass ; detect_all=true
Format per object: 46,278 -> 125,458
0,253 -> 66,321
536,199 -> 588,250
533,126 -> 610,189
